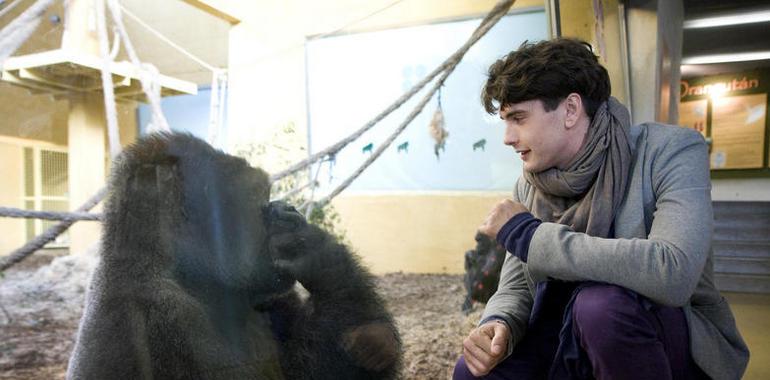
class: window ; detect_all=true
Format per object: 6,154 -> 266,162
23,146 -> 69,247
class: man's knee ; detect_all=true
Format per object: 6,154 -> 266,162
572,284 -> 643,342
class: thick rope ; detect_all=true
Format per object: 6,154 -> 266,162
0,0 -> 57,66
313,0 -> 515,207
105,0 -> 170,132
96,0 -> 122,159
0,207 -> 102,221
0,188 -> 106,272
269,0 -> 515,183
273,179 -> 317,202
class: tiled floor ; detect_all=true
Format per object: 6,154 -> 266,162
724,292 -> 770,379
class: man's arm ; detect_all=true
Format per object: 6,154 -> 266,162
472,179 -> 532,362
527,128 -> 711,306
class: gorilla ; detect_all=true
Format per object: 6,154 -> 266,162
462,232 -> 506,313
67,133 -> 401,379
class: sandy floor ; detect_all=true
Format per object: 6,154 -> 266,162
0,254 -> 480,380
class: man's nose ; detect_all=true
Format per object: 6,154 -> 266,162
503,124 -> 518,147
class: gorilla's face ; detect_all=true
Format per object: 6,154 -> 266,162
167,137 -> 295,297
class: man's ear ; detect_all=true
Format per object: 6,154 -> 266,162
563,93 -> 583,129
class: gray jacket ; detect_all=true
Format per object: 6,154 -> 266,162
482,123 -> 749,380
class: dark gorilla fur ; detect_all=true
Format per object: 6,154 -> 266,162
67,133 -> 401,379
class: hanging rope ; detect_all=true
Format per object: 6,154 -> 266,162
96,0 -> 122,159
105,0 -> 170,132
269,0 -> 515,183
207,69 -> 227,147
0,0 -> 57,66
109,26 -> 121,60
117,1 -> 226,145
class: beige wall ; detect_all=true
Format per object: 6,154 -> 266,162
558,0 -> 629,105
332,193 -> 510,274
0,142 -> 25,255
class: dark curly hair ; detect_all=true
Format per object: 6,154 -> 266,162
481,38 -> 610,119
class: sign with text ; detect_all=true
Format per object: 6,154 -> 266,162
680,70 -> 770,175
679,99 -> 708,137
710,94 -> 767,170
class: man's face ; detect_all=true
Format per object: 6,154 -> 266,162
499,99 -> 573,173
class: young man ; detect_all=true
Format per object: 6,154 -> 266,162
453,38 -> 749,380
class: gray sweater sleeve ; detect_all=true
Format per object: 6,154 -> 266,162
526,128 -> 712,307
479,177 -> 533,351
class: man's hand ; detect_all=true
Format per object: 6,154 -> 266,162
462,320 -> 511,376
478,199 -> 529,238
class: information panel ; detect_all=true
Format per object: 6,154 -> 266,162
679,99 -> 708,137
710,94 -> 767,170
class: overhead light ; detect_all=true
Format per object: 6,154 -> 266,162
684,9 -> 770,29
682,51 -> 770,65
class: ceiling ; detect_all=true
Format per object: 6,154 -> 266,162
3,0 -> 768,83
0,0 -> 230,86
681,0 -> 770,78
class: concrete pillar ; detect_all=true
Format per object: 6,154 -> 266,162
551,0 -> 631,107
61,0 -> 105,255
67,92 -> 105,255
552,0 -> 683,125
625,0 -> 683,124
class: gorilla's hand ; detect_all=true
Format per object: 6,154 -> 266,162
266,201 -> 325,287
342,322 -> 400,372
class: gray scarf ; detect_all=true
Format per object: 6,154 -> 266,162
523,97 -> 632,238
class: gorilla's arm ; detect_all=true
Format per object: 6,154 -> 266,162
267,202 -> 401,379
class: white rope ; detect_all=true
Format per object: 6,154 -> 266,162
0,0 -> 57,66
0,0 -> 25,19
118,3 -> 217,72
300,160 -> 324,215
105,0 -> 170,132
0,207 -> 102,221
207,69 -> 227,147
142,63 -> 170,133
118,1 -> 228,142
273,179 -> 317,202
109,25 -> 121,60
95,0 -> 121,158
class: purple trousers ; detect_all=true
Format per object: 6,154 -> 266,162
453,284 -> 708,380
